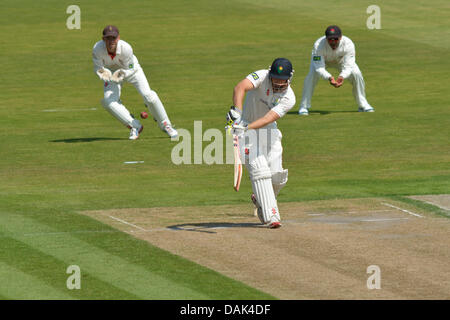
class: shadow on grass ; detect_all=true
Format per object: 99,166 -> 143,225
50,137 -> 125,143
287,110 -> 359,116
167,222 -> 262,234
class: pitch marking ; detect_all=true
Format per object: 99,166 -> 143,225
108,215 -> 148,231
42,108 -> 97,112
381,203 -> 424,218
361,218 -> 409,222
306,209 -> 393,216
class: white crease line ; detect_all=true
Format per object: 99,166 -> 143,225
42,108 -> 97,112
361,218 -> 409,222
306,209 -> 394,215
346,209 -> 394,214
124,161 -> 144,164
130,227 -> 174,233
108,215 -> 148,231
381,203 -> 424,218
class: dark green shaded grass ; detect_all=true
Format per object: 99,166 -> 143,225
0,235 -> 140,299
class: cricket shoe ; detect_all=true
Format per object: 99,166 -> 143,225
298,107 -> 309,115
129,125 -> 143,140
251,194 -> 264,224
358,107 -> 374,112
268,221 -> 282,229
162,121 -> 178,138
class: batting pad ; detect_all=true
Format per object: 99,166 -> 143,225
248,155 -> 272,181
247,156 -> 281,224
252,178 -> 280,224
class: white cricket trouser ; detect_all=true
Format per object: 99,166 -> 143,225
239,128 -> 287,224
240,128 -> 283,174
299,62 -> 372,110
102,68 -> 171,129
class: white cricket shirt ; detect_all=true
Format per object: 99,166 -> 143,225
92,39 -> 141,79
242,69 -> 296,129
310,35 -> 356,79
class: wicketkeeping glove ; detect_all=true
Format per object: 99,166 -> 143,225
111,69 -> 126,84
96,68 -> 112,82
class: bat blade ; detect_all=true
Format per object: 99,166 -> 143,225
233,135 -> 243,192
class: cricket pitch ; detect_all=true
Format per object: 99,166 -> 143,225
83,196 -> 450,299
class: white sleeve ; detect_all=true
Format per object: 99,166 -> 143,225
312,46 -> 332,80
246,70 -> 266,88
120,43 -> 138,78
339,41 -> 356,79
92,46 -> 104,75
271,92 -> 296,118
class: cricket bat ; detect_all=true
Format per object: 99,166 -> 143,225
233,134 -> 243,192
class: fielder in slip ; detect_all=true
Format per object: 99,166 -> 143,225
226,58 -> 296,229
298,25 -> 374,115
92,25 -> 178,140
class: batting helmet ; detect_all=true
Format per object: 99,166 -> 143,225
269,58 -> 294,92
269,58 -> 293,80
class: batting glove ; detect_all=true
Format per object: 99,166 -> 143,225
226,106 -> 242,127
231,122 -> 248,137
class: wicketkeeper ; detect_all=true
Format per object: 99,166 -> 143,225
298,25 -> 374,115
92,25 -> 178,140
227,58 -> 296,229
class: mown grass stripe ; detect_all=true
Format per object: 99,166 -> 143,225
71,225 -> 276,299
1,207 -> 275,299
0,234 -> 140,300
0,211 -> 213,299
0,261 -> 74,300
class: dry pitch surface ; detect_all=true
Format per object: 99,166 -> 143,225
83,196 -> 450,299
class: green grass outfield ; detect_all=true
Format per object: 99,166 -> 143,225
0,0 -> 449,299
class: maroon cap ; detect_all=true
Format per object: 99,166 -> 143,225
325,25 -> 342,39
102,25 -> 119,37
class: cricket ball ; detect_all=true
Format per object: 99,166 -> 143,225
140,111 -> 148,119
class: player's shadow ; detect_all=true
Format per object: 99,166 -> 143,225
287,110 -> 358,116
167,222 -> 262,234
50,137 -> 125,143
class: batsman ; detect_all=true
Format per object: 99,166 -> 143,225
227,58 -> 296,229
